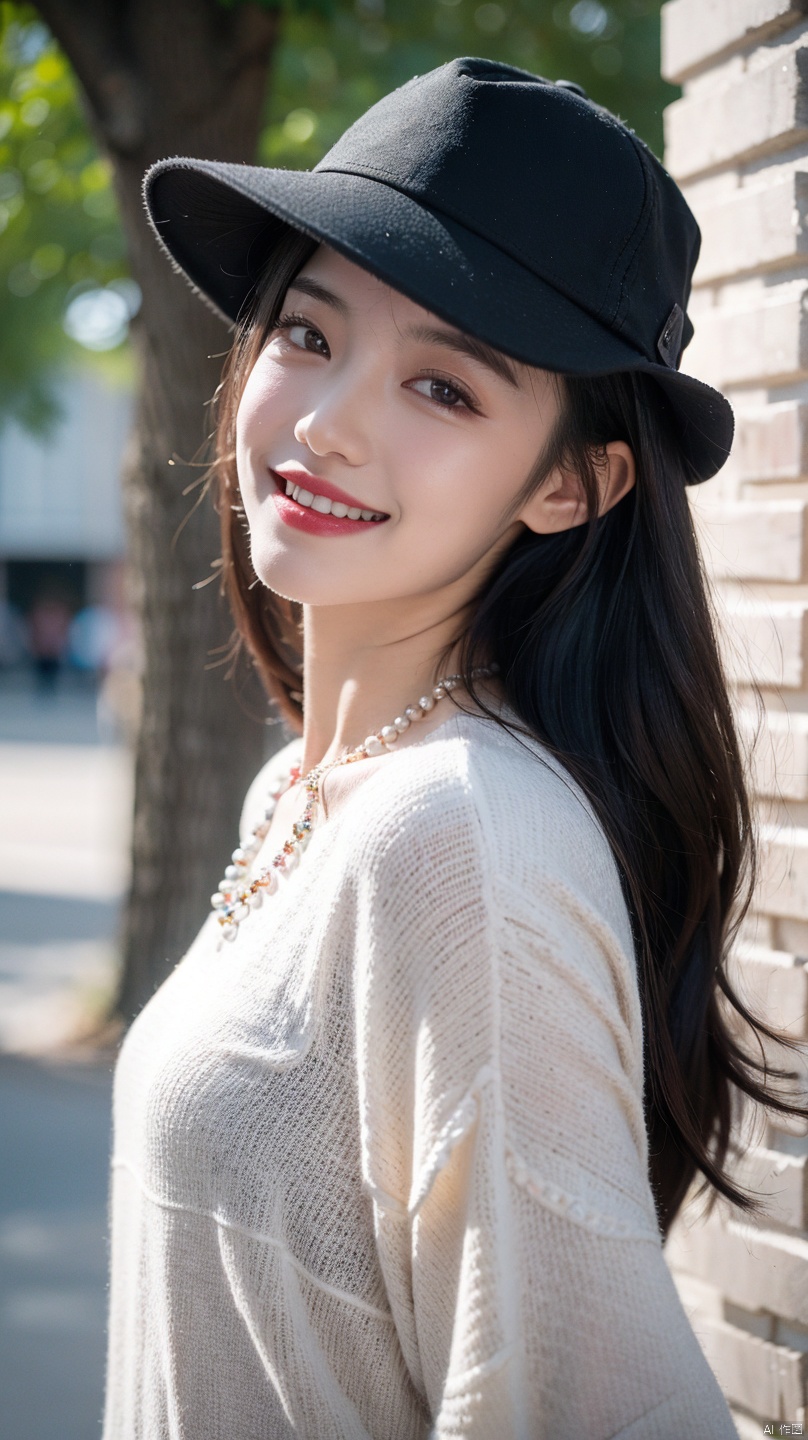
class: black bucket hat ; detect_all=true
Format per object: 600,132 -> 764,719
142,56 -> 732,482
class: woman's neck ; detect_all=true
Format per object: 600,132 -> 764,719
297,598 -> 483,774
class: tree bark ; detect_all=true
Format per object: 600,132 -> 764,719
34,0 -> 283,1021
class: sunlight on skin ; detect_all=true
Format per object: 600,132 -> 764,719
235,244 -> 635,795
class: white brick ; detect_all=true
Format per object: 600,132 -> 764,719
672,1273 -> 808,1416
730,1411 -> 776,1440
666,1211 -> 808,1324
692,498 -> 808,579
739,912 -> 778,952
663,0 -> 808,83
776,1317 -> 808,1350
694,171 -> 808,284
665,47 -> 808,180
697,1314 -> 808,1418
685,288 -> 808,387
724,1298 -> 777,1340
759,824 -> 808,921
737,707 -> 808,801
677,1269 -> 728,1322
765,1103 -> 808,1144
660,0 -> 808,1381
752,1031 -> 808,1114
729,945 -> 808,1038
729,1144 -> 807,1229
778,917 -> 808,957
733,403 -> 808,482
718,598 -> 808,687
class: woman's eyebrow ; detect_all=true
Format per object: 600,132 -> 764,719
404,323 -> 521,389
286,275 -> 520,389
286,276 -> 349,316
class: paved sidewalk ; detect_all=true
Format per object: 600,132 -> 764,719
0,1051 -> 114,1440
0,674 -> 127,1438
0,674 -> 132,1054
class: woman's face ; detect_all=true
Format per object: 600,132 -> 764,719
236,243 -> 562,610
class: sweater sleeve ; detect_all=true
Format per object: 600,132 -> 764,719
352,755 -> 740,1440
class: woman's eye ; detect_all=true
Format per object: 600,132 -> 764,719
409,375 -> 478,413
291,325 -> 328,356
274,314 -> 330,357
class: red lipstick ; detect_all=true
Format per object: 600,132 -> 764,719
269,466 -> 389,538
273,466 -> 388,515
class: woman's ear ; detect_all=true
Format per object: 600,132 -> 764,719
518,440 -> 636,536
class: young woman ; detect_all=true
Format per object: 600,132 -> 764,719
103,59 -> 808,1438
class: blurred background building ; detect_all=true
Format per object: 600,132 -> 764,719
0,370 -> 132,701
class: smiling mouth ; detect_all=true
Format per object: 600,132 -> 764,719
272,471 -> 388,522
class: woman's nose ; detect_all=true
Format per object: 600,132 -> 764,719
293,363 -> 374,461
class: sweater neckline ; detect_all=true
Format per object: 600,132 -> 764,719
302,696 -> 520,827
288,693 -> 520,765
243,703 -> 521,881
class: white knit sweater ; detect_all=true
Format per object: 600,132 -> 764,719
102,706 -> 740,1439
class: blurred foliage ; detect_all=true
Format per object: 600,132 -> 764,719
0,0 -> 677,436
260,0 -> 676,171
0,4 -> 132,434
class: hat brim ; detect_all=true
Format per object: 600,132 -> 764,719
143,157 -> 733,482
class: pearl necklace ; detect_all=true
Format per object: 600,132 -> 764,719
211,665 -> 497,946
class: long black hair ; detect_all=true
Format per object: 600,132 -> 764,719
209,227 -> 808,1239
446,369 -> 808,1238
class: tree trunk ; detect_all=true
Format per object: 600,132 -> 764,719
34,0 -> 283,1021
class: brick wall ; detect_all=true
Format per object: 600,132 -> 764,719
661,2 -> 808,1433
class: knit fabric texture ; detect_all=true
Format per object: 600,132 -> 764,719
102,706 -> 740,1439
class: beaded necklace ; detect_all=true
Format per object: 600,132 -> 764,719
211,665 -> 497,946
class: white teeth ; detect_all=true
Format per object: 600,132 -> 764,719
282,478 -> 383,521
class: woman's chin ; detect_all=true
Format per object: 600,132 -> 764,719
248,557 -> 374,609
